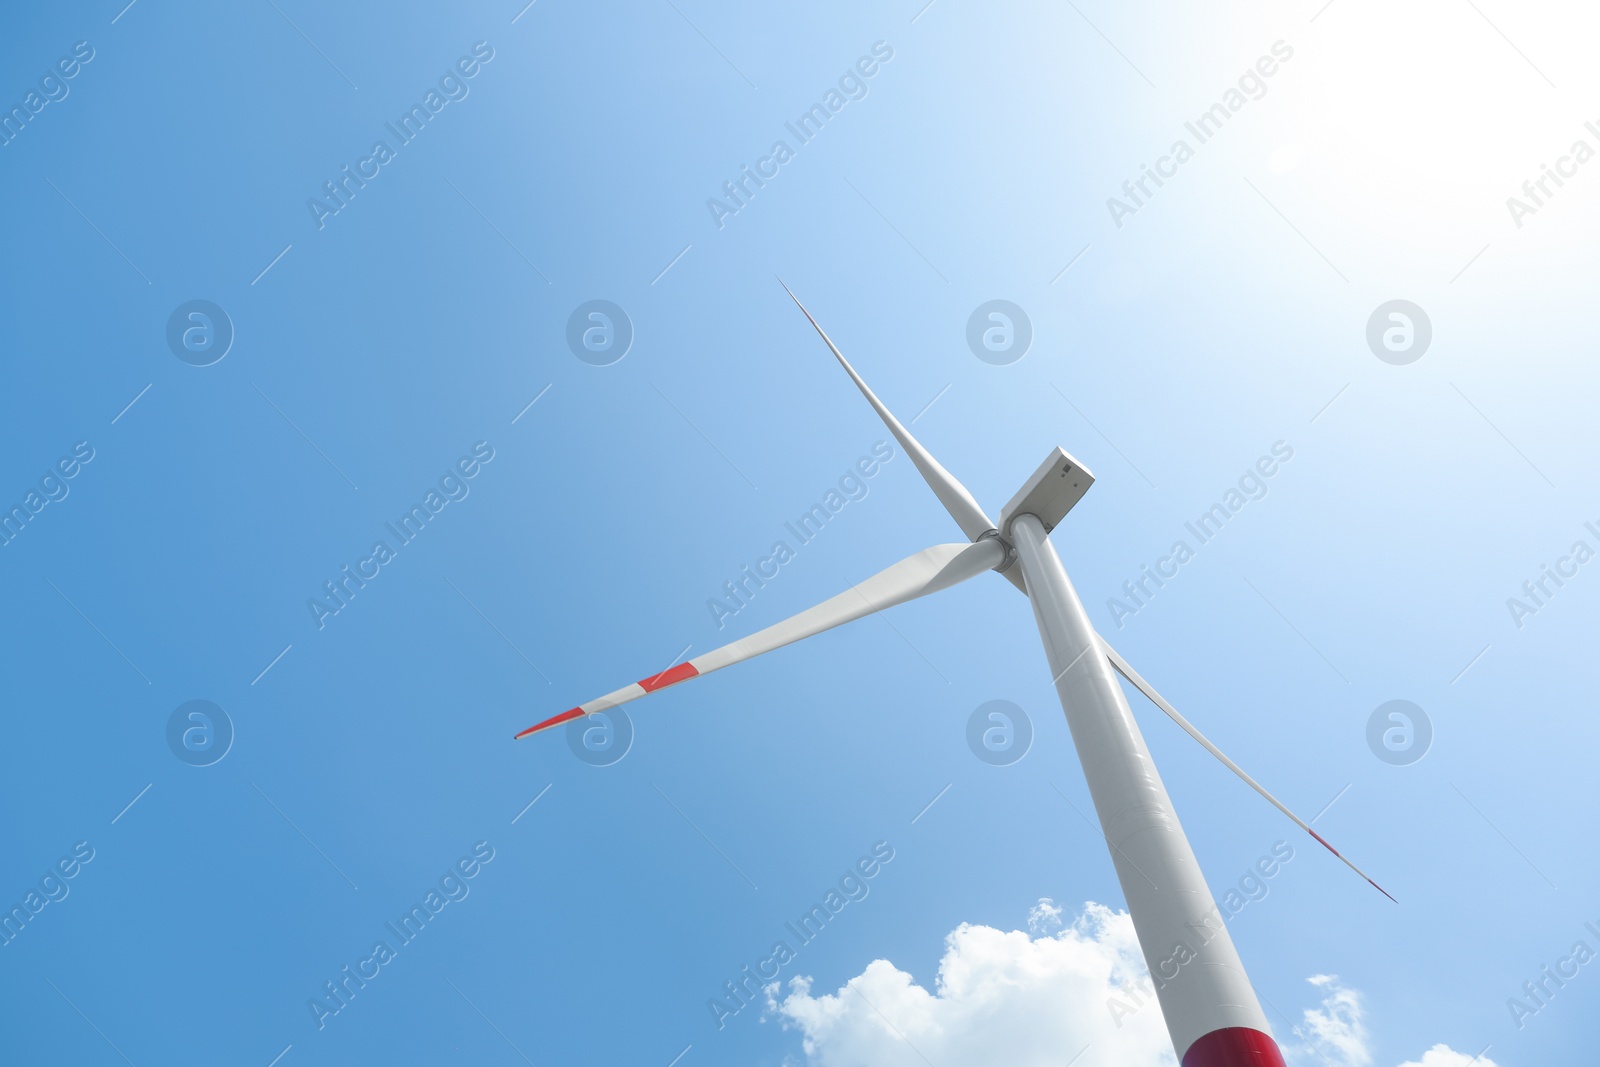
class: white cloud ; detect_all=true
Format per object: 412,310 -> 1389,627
768,902 -> 1175,1067
769,903 -> 1496,1067
1288,977 -> 1496,1067
1027,896 -> 1065,935
1394,1046 -> 1498,1067
1289,974 -> 1372,1067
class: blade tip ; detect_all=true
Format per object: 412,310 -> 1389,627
514,707 -> 583,741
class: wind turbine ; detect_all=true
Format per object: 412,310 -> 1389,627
517,285 -> 1391,1067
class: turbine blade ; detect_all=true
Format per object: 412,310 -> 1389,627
1098,634 -> 1397,903
779,281 -> 997,543
516,538 -> 1006,740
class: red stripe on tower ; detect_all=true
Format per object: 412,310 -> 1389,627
639,662 -> 699,692
1180,1027 -> 1286,1067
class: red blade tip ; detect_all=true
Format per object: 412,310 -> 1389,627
514,707 -> 584,740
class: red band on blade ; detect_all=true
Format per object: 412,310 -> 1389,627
1308,828 -> 1339,855
1180,1026 -> 1287,1067
639,661 -> 698,692
1307,829 -> 1398,902
515,707 -> 584,740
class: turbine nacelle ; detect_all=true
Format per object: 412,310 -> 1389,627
1000,446 -> 1096,539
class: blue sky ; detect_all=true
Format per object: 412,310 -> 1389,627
2,1 -> 1598,1064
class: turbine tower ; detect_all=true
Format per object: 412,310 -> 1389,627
517,286 -> 1390,1067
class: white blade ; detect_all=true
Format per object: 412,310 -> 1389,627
516,539 -> 1005,739
780,282 -> 997,543
1097,633 -> 1397,903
